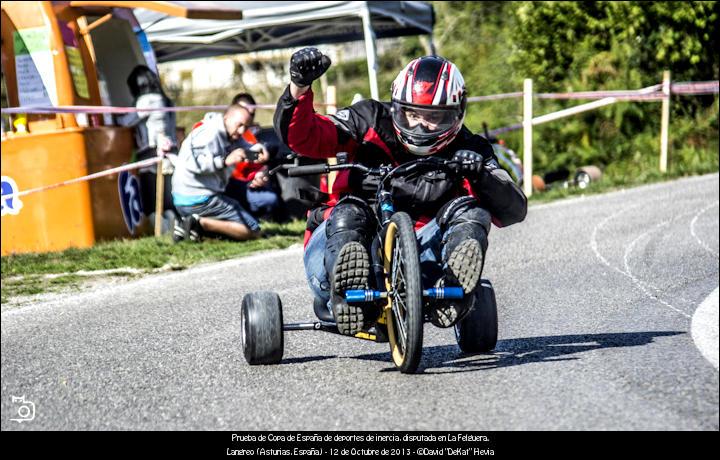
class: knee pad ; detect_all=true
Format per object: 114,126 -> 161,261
437,196 -> 491,235
324,197 -> 374,275
439,198 -> 491,255
325,196 -> 374,245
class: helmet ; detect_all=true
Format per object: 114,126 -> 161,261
390,56 -> 467,156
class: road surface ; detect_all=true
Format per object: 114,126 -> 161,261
2,174 -> 718,430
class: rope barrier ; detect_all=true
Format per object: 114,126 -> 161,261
1,102 -> 303,115
467,92 -> 523,102
0,81 -> 716,116
1,156 -> 162,199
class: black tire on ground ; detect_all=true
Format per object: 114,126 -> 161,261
385,212 -> 424,374
454,279 -> 498,353
240,291 -> 284,365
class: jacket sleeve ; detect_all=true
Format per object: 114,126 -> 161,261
459,133 -> 527,227
273,86 -> 349,159
471,159 -> 528,227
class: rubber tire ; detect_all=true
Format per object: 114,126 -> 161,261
454,280 -> 498,353
385,212 -> 424,374
240,291 -> 284,365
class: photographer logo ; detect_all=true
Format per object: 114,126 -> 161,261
10,396 -> 35,423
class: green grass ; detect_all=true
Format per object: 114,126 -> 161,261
529,166 -> 719,203
1,220 -> 305,303
1,274 -> 85,302
528,145 -> 719,203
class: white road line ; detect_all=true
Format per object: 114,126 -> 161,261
691,287 -> 719,370
590,200 -> 701,319
590,205 -> 638,277
623,211 -> 697,318
690,201 -> 719,258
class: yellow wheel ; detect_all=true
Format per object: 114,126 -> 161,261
383,212 -> 423,373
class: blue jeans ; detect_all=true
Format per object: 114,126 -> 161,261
304,219 -> 447,315
175,193 -> 260,232
226,178 -> 279,217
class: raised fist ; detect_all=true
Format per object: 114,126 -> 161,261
290,47 -> 331,87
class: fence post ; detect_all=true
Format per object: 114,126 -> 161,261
660,70 -> 671,173
326,85 -> 338,193
523,78 -> 533,197
154,154 -> 164,236
326,85 -> 337,115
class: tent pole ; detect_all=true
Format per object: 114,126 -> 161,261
421,34 -> 436,56
361,5 -> 380,100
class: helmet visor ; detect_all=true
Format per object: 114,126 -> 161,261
391,102 -> 460,139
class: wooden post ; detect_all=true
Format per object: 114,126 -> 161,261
523,79 -> 533,197
326,85 -> 337,116
154,154 -> 164,236
326,85 -> 338,194
660,70 -> 671,173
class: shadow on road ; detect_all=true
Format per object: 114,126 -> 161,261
352,331 -> 684,374
279,355 -> 338,365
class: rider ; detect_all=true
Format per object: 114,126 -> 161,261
274,48 -> 527,335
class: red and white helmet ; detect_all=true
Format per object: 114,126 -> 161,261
390,56 -> 467,156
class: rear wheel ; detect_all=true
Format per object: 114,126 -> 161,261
454,280 -> 498,353
240,291 -> 284,364
384,212 -> 424,373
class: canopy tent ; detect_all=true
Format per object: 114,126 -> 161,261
133,1 -> 435,99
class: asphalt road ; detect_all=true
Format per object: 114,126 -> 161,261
2,174 -> 718,430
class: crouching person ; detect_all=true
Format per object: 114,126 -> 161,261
171,104 -> 263,242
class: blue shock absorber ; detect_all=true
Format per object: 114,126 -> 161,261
423,287 -> 464,300
345,290 -> 387,303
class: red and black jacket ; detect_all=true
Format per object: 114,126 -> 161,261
274,86 -> 527,236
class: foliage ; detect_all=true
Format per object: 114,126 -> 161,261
432,1 -> 719,177
333,1 -> 718,179
509,1 -> 719,90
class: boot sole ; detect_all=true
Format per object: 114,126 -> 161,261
333,242 -> 370,335
446,239 -> 483,293
433,239 -> 483,328
172,222 -> 186,243
184,215 -> 203,242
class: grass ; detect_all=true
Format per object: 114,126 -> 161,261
528,145 -> 719,203
2,274 -> 85,302
528,166 -> 719,203
1,220 -> 305,304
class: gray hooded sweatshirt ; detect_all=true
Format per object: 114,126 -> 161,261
171,113 -> 257,199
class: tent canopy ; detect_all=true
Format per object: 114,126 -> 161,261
135,1 -> 433,61
134,1 -> 435,99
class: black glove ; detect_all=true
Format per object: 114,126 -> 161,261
452,149 -> 486,175
290,47 -> 331,87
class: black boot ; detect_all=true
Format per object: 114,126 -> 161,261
431,238 -> 485,328
432,222 -> 488,328
323,197 -> 374,335
330,241 -> 370,335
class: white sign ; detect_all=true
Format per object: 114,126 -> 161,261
1,176 -> 23,217
13,28 -> 57,107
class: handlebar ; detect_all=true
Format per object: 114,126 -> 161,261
284,158 -> 475,178
286,162 -> 375,177
286,163 -> 331,177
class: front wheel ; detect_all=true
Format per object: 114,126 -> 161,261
384,212 -> 424,373
454,280 -> 498,353
240,291 -> 284,364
